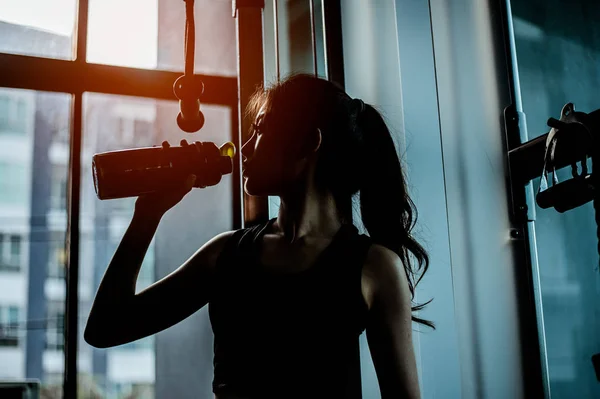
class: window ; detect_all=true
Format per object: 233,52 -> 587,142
0,95 -> 27,134
134,119 -> 153,144
86,0 -> 236,75
0,305 -> 20,347
48,232 -> 67,279
0,88 -> 71,394
80,93 -> 233,399
119,336 -> 155,351
9,235 -> 20,267
46,301 -> 65,351
50,166 -> 68,211
138,243 -> 155,287
0,1 -> 76,60
0,234 -> 22,271
0,162 -> 27,204
1,2 -> 237,398
118,117 -> 135,145
0,94 -> 27,134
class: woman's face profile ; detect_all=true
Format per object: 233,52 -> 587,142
241,103 -> 309,197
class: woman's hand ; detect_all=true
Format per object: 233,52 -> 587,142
134,140 -> 197,220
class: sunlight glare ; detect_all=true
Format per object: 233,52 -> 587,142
0,0 -> 76,35
0,0 -> 158,68
87,0 -> 158,69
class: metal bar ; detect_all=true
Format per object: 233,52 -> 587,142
64,92 -> 82,399
309,0 -> 318,77
321,0 -> 344,87
234,2 -> 270,227
273,0 -> 280,82
508,133 -> 547,185
231,99 -> 243,230
75,0 -> 88,62
499,0 -> 548,397
64,0 -> 88,396
508,125 -> 598,187
0,53 -> 237,106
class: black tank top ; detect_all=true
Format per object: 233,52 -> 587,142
208,218 -> 373,398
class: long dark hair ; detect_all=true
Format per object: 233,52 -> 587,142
247,74 -> 434,329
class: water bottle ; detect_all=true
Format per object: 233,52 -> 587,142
92,141 -> 236,200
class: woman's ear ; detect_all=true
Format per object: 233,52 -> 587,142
307,128 -> 322,154
296,127 -> 322,162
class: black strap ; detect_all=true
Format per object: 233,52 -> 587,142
183,0 -> 195,77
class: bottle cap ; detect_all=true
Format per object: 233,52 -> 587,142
219,142 -> 236,159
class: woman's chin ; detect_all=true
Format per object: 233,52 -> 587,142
243,177 -> 278,197
243,178 -> 267,197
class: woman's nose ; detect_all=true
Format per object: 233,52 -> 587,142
241,136 -> 254,162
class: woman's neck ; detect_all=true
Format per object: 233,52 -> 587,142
276,186 -> 342,243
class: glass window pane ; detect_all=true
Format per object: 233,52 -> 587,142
50,165 -> 68,211
81,93 -> 234,398
267,0 -> 326,81
0,162 -> 27,204
45,300 -> 64,351
0,233 -> 22,272
86,0 -> 236,76
0,94 -> 29,134
9,235 -> 20,266
0,305 -> 19,347
0,88 -> 70,395
8,306 -> 18,323
47,231 -> 66,280
0,0 -> 76,60
511,0 -> 600,397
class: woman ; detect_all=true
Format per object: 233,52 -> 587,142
85,74 -> 432,399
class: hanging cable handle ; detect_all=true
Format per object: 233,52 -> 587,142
174,0 -> 205,133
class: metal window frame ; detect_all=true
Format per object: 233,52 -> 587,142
499,0 -> 549,397
322,0 -> 345,88
0,0 -> 239,397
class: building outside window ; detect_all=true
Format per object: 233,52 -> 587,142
0,305 -> 20,347
50,166 -> 68,212
0,162 -> 27,205
0,233 -> 22,271
45,301 -> 64,351
47,232 -> 66,280
0,94 -> 27,134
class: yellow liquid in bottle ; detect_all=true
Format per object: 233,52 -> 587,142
219,142 -> 236,158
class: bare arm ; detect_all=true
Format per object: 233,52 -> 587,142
84,212 -> 233,348
85,140 -> 232,348
363,244 -> 421,399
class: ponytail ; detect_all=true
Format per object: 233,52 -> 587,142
357,103 -> 434,329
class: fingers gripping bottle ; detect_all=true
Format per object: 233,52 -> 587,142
92,141 -> 236,200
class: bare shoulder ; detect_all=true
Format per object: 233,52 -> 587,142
194,229 -> 238,270
205,229 -> 238,253
361,244 -> 411,311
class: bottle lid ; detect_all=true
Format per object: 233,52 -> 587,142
219,142 -> 236,159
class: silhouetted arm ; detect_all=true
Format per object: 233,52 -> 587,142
84,170 -> 234,348
84,210 -> 233,348
364,245 -> 421,399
